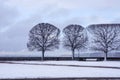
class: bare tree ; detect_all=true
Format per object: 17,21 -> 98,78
27,23 -> 60,60
88,24 -> 120,61
63,24 -> 88,60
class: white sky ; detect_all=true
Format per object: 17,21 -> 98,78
0,0 -> 120,52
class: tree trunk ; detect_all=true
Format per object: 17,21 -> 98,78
41,50 -> 45,61
72,49 -> 75,60
104,52 -> 107,61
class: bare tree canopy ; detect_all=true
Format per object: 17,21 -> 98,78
88,24 -> 120,61
63,24 -> 88,60
27,23 -> 60,60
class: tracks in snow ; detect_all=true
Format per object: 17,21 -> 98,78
0,61 -> 120,70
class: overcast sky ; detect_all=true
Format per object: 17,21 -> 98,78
0,0 -> 120,52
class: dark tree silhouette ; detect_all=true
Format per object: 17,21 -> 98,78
63,24 -> 88,60
88,24 -> 120,61
27,23 -> 60,60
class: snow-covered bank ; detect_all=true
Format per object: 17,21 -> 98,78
6,61 -> 120,67
0,61 -> 120,79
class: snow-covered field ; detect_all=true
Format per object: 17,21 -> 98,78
0,61 -> 120,79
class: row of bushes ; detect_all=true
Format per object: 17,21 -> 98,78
0,57 -> 120,61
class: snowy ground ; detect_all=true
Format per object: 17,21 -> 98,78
0,61 -> 120,79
